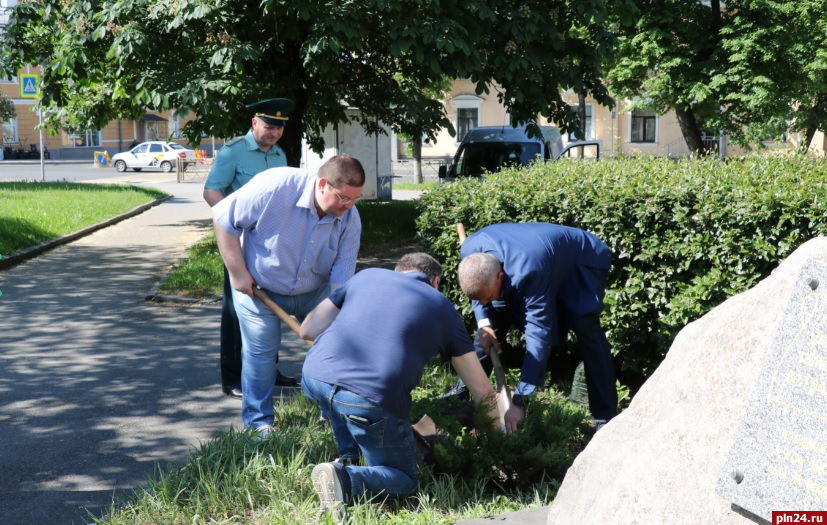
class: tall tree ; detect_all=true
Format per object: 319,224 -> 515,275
0,91 -> 14,122
607,0 -> 726,156
712,0 -> 827,152
608,0 -> 827,156
0,0 -> 627,166
398,75 -> 452,184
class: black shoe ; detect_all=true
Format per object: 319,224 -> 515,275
276,371 -> 298,387
222,386 -> 243,399
441,380 -> 470,401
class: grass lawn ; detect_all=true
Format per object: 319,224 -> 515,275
0,182 -> 167,255
92,381 -> 589,525
396,181 -> 439,191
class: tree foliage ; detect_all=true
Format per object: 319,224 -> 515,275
713,0 -> 827,151
398,75 -> 453,183
0,91 -> 14,122
606,0 -> 728,155
607,0 -> 827,155
0,0 -> 627,166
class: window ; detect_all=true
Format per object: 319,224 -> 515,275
567,104 -> 593,140
451,94 -> 483,142
454,141 -> 541,177
457,108 -> 478,142
63,130 -> 101,148
3,117 -> 18,144
146,122 -> 166,141
630,109 -> 657,143
148,143 -> 165,154
171,116 -> 181,139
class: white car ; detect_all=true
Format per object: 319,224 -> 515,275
111,141 -> 195,173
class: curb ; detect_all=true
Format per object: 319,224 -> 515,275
0,195 -> 173,271
145,271 -> 222,305
148,293 -> 222,305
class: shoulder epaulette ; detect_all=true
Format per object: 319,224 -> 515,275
223,136 -> 245,147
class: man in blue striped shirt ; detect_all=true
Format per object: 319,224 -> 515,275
212,154 -> 365,433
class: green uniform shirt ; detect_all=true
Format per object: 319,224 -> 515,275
205,129 -> 287,196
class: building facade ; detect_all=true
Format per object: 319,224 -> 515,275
417,79 -> 824,161
1,66 -> 211,161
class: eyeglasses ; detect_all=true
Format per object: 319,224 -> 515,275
328,184 -> 362,205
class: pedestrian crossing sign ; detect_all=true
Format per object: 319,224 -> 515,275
20,74 -> 39,99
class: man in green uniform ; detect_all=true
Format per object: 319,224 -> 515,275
203,98 -> 297,399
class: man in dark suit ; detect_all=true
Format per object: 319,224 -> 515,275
454,222 -> 617,431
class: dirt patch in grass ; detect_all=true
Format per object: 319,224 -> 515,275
356,239 -> 423,271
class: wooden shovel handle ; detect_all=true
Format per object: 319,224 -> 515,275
253,288 -> 313,346
456,223 -> 467,244
488,339 -> 513,424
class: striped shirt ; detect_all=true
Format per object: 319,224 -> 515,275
213,167 -> 361,295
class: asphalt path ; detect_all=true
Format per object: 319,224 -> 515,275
0,166 -> 309,524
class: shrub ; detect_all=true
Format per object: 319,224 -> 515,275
416,387 -> 592,490
416,155 -> 827,380
409,353 -> 594,490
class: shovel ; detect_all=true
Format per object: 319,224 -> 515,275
253,287 -> 314,346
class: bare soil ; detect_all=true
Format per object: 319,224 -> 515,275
356,240 -> 423,271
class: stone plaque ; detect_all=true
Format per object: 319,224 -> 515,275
717,261 -> 827,520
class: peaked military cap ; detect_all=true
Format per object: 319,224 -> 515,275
246,98 -> 295,126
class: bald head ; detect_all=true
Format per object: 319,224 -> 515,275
457,252 -> 502,300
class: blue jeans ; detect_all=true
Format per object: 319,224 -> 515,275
302,376 -> 419,501
232,285 -> 330,429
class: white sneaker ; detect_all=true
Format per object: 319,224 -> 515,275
252,425 -> 274,442
591,419 -> 608,432
311,462 -> 350,523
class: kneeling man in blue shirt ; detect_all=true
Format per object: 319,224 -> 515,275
300,253 -> 498,521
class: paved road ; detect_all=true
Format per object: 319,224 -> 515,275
0,161 -> 160,183
0,158 -> 444,185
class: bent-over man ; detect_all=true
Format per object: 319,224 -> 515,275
453,222 -> 617,433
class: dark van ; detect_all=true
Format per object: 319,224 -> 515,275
438,125 -> 599,181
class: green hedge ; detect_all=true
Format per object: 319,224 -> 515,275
416,155 -> 827,379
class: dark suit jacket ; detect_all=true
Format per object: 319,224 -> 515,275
460,222 -> 611,385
